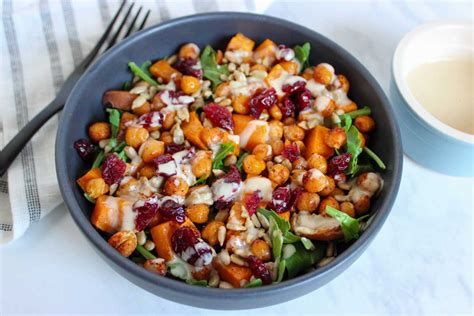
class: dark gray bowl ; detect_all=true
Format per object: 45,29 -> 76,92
56,12 -> 402,310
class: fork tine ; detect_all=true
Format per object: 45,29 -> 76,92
138,10 -> 151,31
123,6 -> 143,38
82,0 -> 127,68
105,3 -> 135,50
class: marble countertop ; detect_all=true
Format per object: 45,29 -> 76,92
1,1 -> 472,314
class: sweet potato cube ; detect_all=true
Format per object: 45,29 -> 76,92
91,195 -> 120,234
254,39 -> 277,60
77,168 -> 102,192
232,114 -> 253,135
212,258 -> 253,288
181,111 -> 207,149
150,221 -> 180,261
304,125 -> 334,159
226,33 -> 255,52
278,211 -> 291,221
149,60 -> 181,83
278,61 -> 299,75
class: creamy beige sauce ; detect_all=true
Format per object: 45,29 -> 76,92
407,59 -> 474,135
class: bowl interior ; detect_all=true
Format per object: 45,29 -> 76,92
393,22 -> 474,144
57,13 -> 402,309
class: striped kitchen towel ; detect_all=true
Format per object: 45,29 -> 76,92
0,0 -> 273,245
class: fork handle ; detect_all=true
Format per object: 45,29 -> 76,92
0,98 -> 64,177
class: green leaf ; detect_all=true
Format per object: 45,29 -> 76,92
363,147 -> 386,170
116,149 -> 128,162
345,126 -> 363,175
194,176 -> 208,186
111,141 -> 126,153
136,244 -> 156,260
236,152 -> 249,172
293,42 -> 311,71
123,80 -> 132,91
344,106 -> 371,119
200,45 -> 229,88
283,243 -> 326,278
325,206 -> 360,241
106,108 -> 121,139
275,259 -> 286,283
212,142 -> 235,170
300,237 -> 315,251
269,217 -> 284,261
338,113 -> 352,132
244,278 -> 263,288
83,193 -> 96,204
140,60 -> 153,77
91,151 -> 105,169
186,279 -> 208,286
128,61 -> 158,86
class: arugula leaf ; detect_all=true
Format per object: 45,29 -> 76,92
122,81 -> 132,91
117,149 -> 128,162
269,216 -> 284,261
300,237 -> 315,251
194,176 -> 208,186
293,42 -> 311,71
136,244 -> 157,260
91,151 -> 105,169
212,142 -> 235,170
167,257 -> 192,281
325,206 -> 360,241
338,113 -> 352,132
200,45 -> 229,88
344,106 -> 371,119
363,147 -> 386,170
345,126 -> 363,175
186,279 -> 208,286
139,60 -> 153,77
282,243 -> 326,278
275,259 -> 286,283
106,108 -> 121,139
128,61 -> 158,86
111,141 -> 126,153
83,193 -> 96,204
244,278 -> 263,288
236,152 -> 249,172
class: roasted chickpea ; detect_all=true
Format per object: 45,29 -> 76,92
313,63 -> 334,85
331,187 -> 345,197
357,172 -> 382,194
191,150 -> 212,178
243,155 -> 266,175
85,178 -> 109,199
319,196 -> 340,215
290,169 -> 305,187
159,131 -> 173,145
138,164 -> 156,179
313,95 -> 335,117
132,101 -> 151,116
340,202 -> 356,217
144,258 -> 167,276
232,95 -> 250,114
268,163 -> 290,185
119,112 -> 137,130
337,74 -> 350,93
271,139 -> 284,156
186,204 -> 210,224
252,144 -> 273,161
179,43 -> 200,59
318,176 -> 335,197
324,127 -> 347,150
268,120 -> 284,140
292,156 -> 307,170
294,140 -> 306,153
307,153 -> 328,174
140,139 -> 165,163
269,104 -> 282,120
283,124 -> 305,142
353,194 -> 371,216
125,126 -> 149,149
202,220 -> 225,246
88,122 -> 110,143
302,67 -> 314,80
296,191 -> 320,213
162,111 -> 176,130
354,115 -> 376,133
283,117 -> 295,126
215,82 -> 231,97
180,75 -> 201,95
303,168 -> 329,193
163,176 -> 189,196
250,239 -> 272,262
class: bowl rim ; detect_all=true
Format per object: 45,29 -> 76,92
392,21 -> 474,145
56,11 -> 403,303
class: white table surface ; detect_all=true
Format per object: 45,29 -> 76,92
1,1 -> 473,314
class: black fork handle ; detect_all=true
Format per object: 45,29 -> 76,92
0,98 -> 64,177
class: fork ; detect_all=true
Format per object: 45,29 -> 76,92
0,1 -> 150,176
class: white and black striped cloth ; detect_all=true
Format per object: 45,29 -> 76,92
0,0 -> 272,245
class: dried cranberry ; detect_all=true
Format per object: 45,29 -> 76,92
171,227 -> 199,253
173,58 -> 203,79
134,195 -> 159,231
296,88 -> 312,111
159,199 -> 185,224
249,88 -> 278,118
133,111 -> 163,129
223,165 -> 242,184
74,139 -> 97,161
282,143 -> 300,163
327,153 -> 352,177
279,97 -> 296,117
171,227 -> 213,266
267,186 -> 291,213
101,153 -> 126,185
153,154 -> 177,177
247,255 -> 272,285
244,190 -> 262,216
165,143 -> 185,155
282,81 -> 306,94
203,103 -> 234,131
